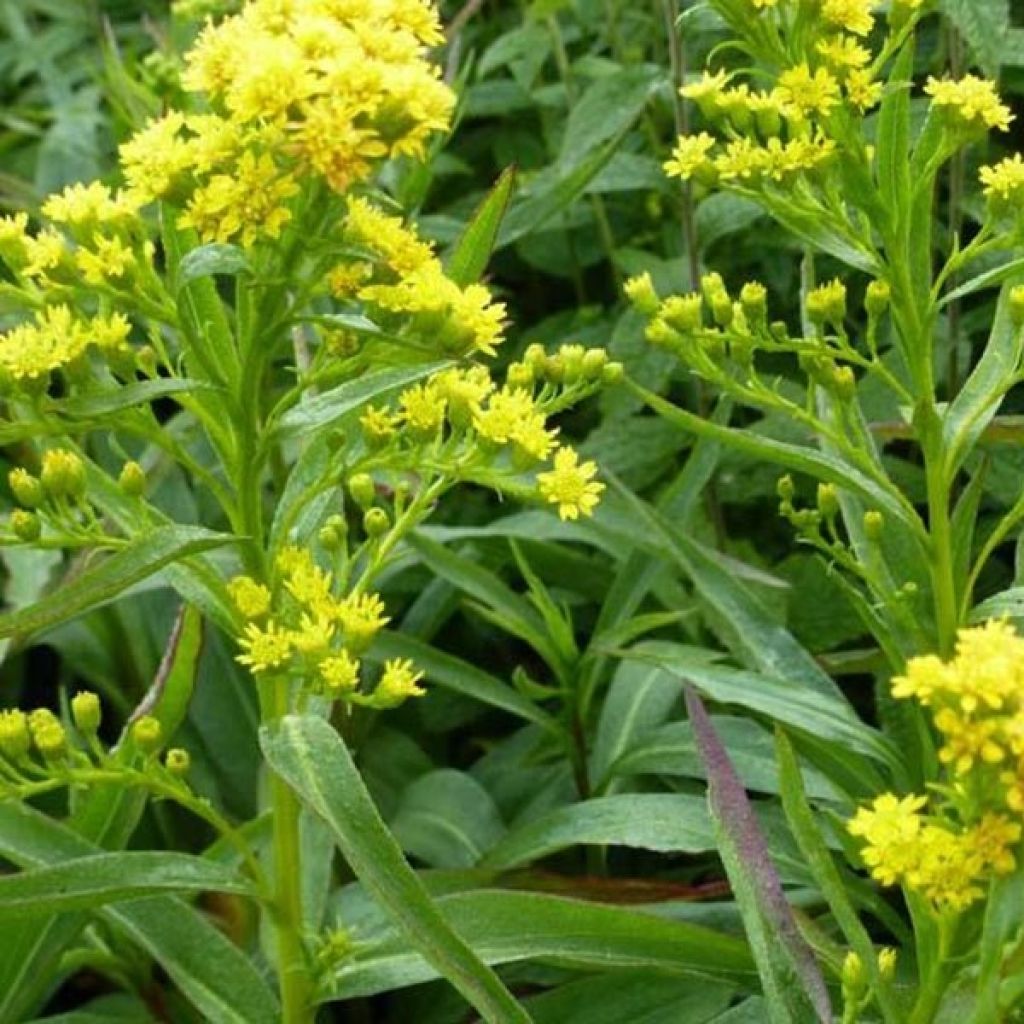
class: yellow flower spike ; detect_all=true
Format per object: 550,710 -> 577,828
228,575 -> 273,619
373,658 -> 426,708
845,70 -> 883,113
815,35 -> 872,73
119,112 -> 193,203
399,382 -> 446,439
360,405 -> 401,449
236,620 -> 294,673
291,613 -> 336,656
40,449 -> 87,501
537,447 -> 604,521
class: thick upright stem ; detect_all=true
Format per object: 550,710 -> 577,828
925,448 -> 957,657
264,681 -> 313,1022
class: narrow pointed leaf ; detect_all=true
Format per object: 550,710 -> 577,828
446,168 -> 517,286
260,714 -> 532,1024
686,689 -> 831,1024
0,526 -> 234,641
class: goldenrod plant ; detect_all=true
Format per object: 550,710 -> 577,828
619,0 -> 1024,1021
0,1 -> 612,1019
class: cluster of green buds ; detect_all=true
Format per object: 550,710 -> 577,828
4,449 -> 145,546
840,948 -> 897,1024
0,692 -> 190,801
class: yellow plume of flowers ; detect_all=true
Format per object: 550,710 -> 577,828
849,622 -> 1024,913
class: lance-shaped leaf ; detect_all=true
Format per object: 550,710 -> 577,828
0,851 -> 255,919
445,168 -> 516,286
0,526 -> 234,641
685,688 -> 832,1024
260,714 -> 532,1024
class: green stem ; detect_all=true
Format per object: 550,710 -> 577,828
262,679 -> 313,1023
924,442 -> 958,656
908,917 -> 954,1024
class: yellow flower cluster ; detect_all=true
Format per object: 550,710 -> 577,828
337,198 -> 506,357
230,547 -> 424,708
849,622 -> 1024,913
980,154 -> 1024,213
0,306 -> 130,384
119,0 -> 453,246
356,349 -> 609,521
849,795 -> 1018,912
924,75 -> 1014,133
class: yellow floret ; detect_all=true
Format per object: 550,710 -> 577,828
537,447 -> 604,521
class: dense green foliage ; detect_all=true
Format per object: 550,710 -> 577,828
3,0 -> 1024,1021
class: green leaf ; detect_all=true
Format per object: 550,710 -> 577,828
939,256 -> 1024,308
610,716 -> 842,802
496,136 -> 622,249
274,362 -> 449,438
391,769 -> 506,868
177,242 -> 252,286
0,852 -> 254,919
162,216 -> 240,388
0,526 -> 234,641
259,714 -> 532,1024
408,533 -> 565,675
524,971 -> 734,1024
558,66 -> 661,170
369,630 -> 560,732
971,586 -> 1024,624
0,802 -> 279,1023
480,793 -> 714,870
973,864 -> 1024,1022
776,731 -> 899,1023
686,691 -> 831,1024
626,641 -> 896,767
876,43 -> 914,222
944,280 -> 1024,478
628,379 -> 924,543
57,378 -> 219,420
590,659 -> 686,793
323,888 -> 756,1000
939,0 -> 1008,76
606,475 -> 843,701
445,168 -> 517,286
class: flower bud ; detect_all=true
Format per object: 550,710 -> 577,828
118,461 -> 146,498
8,468 -> 43,508
865,280 -> 891,318
877,947 -> 897,981
1011,285 -> 1024,329
165,747 -> 191,777
700,272 -> 726,304
817,482 -> 840,520
348,473 -> 376,508
363,507 -> 390,538
582,348 -> 608,380
0,710 -> 30,761
132,715 -> 163,754
29,710 -> 66,761
558,344 -> 586,384
623,272 -> 660,316
505,362 -> 534,391
864,510 -> 884,541
601,361 -> 625,384
739,281 -> 767,324
40,449 -> 86,501
523,343 -> 547,371
71,691 -> 102,734
710,293 -> 735,328
777,475 -> 795,501
830,365 -> 857,401
661,295 -> 704,334
10,509 -> 40,542
318,514 -> 347,551
841,951 -> 866,999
